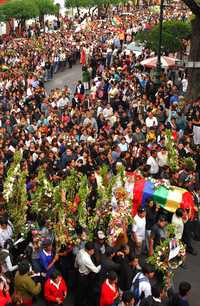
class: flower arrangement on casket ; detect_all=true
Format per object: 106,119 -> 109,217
107,187 -> 133,246
2,152 -> 132,248
147,225 -> 186,274
168,241 -> 186,270
148,239 -> 186,273
3,151 -> 28,239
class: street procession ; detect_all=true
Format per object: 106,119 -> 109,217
0,0 -> 199,305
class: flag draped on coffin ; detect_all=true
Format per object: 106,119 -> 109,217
1,65 -> 9,71
112,16 -> 123,27
129,176 -> 195,217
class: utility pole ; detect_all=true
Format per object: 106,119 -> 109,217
155,0 -> 164,85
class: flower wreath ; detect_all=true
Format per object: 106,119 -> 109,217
147,225 -> 186,274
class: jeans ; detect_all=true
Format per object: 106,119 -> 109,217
53,61 -> 60,74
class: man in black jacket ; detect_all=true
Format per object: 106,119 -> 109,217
167,282 -> 191,306
94,247 -> 121,306
98,247 -> 120,284
140,285 -> 165,306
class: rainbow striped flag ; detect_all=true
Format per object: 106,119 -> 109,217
126,173 -> 195,217
1,65 -> 9,71
112,16 -> 122,27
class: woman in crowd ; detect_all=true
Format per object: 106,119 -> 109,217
100,271 -> 119,306
14,261 -> 41,306
38,240 -> 59,278
0,277 -> 11,306
44,271 -> 67,306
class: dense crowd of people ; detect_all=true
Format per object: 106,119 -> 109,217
0,2 -> 198,306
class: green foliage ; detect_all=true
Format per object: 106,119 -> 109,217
3,151 -> 28,238
8,172 -> 28,238
35,0 -> 59,17
0,0 -> 58,24
31,168 -> 54,215
165,130 -> 196,173
165,129 -> 179,172
65,0 -> 92,8
0,0 -> 39,22
136,20 -> 191,54
65,0 -> 128,9
147,224 -> 185,280
182,157 -> 196,171
78,175 -> 89,228
3,152 -> 132,248
166,223 -> 176,238
3,151 -> 22,203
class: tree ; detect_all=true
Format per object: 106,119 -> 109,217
136,20 -> 191,54
65,0 -> 91,15
181,0 -> 200,99
0,0 -> 39,31
35,0 -> 59,27
0,0 -> 59,32
65,0 -> 128,16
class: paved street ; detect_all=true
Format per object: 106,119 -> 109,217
42,67 -> 200,306
45,64 -> 82,93
174,241 -> 200,306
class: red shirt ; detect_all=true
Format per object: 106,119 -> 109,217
172,130 -> 177,140
0,290 -> 11,306
44,276 -> 67,303
100,279 -> 119,306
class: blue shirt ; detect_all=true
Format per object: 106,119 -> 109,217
170,95 -> 179,104
113,38 -> 121,48
38,249 -> 55,278
32,80 -> 40,88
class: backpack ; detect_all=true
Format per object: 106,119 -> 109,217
131,272 -> 148,304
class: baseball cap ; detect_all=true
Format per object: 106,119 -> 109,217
138,207 -> 145,213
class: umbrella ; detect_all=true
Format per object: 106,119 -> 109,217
140,56 -> 177,68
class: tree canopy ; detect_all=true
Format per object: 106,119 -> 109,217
65,0 -> 91,9
182,0 -> 200,16
136,20 -> 191,54
0,0 -> 39,23
35,0 -> 59,17
65,0 -> 127,9
0,0 -> 58,24
181,0 -> 200,98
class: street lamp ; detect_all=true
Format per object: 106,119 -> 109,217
155,0 -> 165,85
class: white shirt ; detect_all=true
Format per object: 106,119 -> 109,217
147,156 -> 159,174
145,116 -> 158,128
103,107 -> 113,119
181,78 -> 188,92
0,249 -> 18,273
26,87 -> 32,97
132,214 -> 146,241
118,142 -> 128,152
50,279 -> 61,289
132,272 -> 151,306
57,97 -> 69,108
172,214 -> 184,240
75,249 -> 101,275
97,106 -> 103,117
0,225 -> 13,248
157,151 -> 168,167
125,134 -> 133,144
